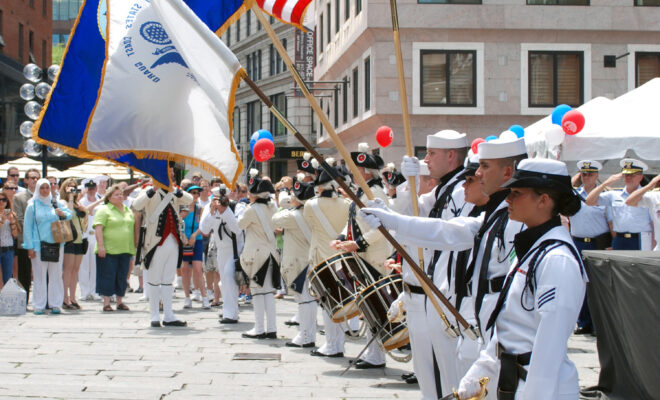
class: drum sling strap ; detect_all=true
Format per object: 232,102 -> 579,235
485,239 -> 585,400
426,177 -> 464,278
310,201 -> 339,238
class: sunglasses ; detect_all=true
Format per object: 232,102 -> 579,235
3,187 -> 17,191
0,198 -> 8,203
189,191 -> 200,195
8,174 -> 19,178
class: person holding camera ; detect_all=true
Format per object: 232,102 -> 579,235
200,186 -> 243,323
59,178 -> 89,310
23,178 -> 72,315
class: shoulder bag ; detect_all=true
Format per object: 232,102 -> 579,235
33,203 -> 60,262
50,200 -> 73,243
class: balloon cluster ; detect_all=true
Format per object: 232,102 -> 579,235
545,104 -> 586,146
250,129 -> 275,162
470,124 -> 525,155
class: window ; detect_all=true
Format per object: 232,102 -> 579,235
257,49 -> 262,80
18,23 -> 24,63
246,53 -> 252,78
345,0 -> 350,20
335,0 -> 340,33
247,51 -> 262,80
342,76 -> 348,123
334,86 -> 339,127
326,3 -> 331,45
352,67 -> 359,117
0,10 -> 4,51
29,30 -> 34,54
226,26 -> 231,47
635,52 -> 660,87
526,0 -> 588,4
233,107 -> 241,144
528,51 -> 583,107
319,15 -> 324,53
418,0 -> 481,3
41,39 -> 46,68
269,44 -> 275,76
364,57 -> 371,111
29,0 -> 35,9
42,0 -> 47,17
236,18 -> 241,41
281,39 -> 287,71
635,0 -> 660,4
270,93 -> 287,136
420,50 -> 476,107
247,11 -> 251,36
271,40 -> 286,75
270,161 -> 288,184
246,101 -> 262,136
356,0 -> 362,15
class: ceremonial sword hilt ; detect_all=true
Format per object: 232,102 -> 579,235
449,377 -> 490,400
463,325 -> 481,341
440,314 -> 460,338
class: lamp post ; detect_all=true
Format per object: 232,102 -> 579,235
19,63 -> 65,177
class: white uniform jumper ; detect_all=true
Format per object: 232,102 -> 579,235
272,205 -> 315,345
461,218 -> 586,400
199,205 -> 243,321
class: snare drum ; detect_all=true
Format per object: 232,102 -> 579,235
356,275 -> 409,351
308,253 -> 377,322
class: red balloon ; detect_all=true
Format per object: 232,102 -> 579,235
561,110 -> 585,135
376,126 -> 393,147
253,138 -> 275,162
471,138 -> 485,154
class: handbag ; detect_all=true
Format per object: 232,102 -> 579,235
182,204 -> 197,258
50,201 -> 73,243
33,202 -> 61,263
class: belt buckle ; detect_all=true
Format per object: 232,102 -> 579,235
584,237 -> 591,243
624,233 -> 632,239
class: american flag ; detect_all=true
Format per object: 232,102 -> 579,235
256,0 -> 314,31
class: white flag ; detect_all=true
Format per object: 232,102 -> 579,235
84,0 -> 244,186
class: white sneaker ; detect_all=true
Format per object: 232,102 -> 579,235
191,290 -> 202,302
183,297 -> 192,309
175,276 -> 183,289
91,294 -> 102,301
140,295 -> 149,302
202,297 -> 210,309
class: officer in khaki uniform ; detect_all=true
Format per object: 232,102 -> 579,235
272,179 -> 316,348
238,169 -> 281,339
303,165 -> 351,357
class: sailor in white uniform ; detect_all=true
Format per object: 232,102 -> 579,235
585,158 -> 653,250
457,159 -> 587,400
624,173 -> 660,251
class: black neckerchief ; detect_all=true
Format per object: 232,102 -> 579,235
483,189 -> 509,221
320,189 -> 335,198
356,178 -> 383,198
436,165 -> 464,192
513,216 -> 561,261
254,198 -> 270,205
295,205 -> 304,210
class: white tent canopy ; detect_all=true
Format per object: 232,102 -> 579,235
0,157 -> 63,179
525,78 -> 660,162
59,159 -> 133,180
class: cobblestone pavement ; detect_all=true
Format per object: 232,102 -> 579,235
0,282 -> 599,399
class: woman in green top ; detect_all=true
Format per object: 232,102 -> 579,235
94,184 -> 136,312
60,178 -> 88,310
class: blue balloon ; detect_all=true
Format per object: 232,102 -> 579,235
508,125 -> 525,138
485,135 -> 498,142
257,129 -> 273,142
249,132 -> 260,153
551,104 -> 572,126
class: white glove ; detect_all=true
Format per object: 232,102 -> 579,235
387,292 -> 406,322
365,198 -> 390,211
457,377 -> 482,399
400,156 -> 420,179
358,207 -> 400,232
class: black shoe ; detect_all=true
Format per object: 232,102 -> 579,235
263,332 -> 277,339
162,320 -> 187,327
574,326 -> 593,335
405,375 -> 418,384
150,321 -> 161,328
310,350 -> 343,358
284,320 -> 300,326
219,318 -> 238,324
242,332 -> 266,339
286,341 -> 315,348
401,372 -> 415,380
135,287 -> 143,294
354,360 -> 385,369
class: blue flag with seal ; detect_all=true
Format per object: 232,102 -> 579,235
33,0 -> 246,188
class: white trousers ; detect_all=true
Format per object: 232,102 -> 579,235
406,292 -> 441,400
216,246 -> 239,320
360,330 -> 387,365
291,279 -> 317,345
317,309 -> 345,355
31,247 -> 64,310
250,265 -> 277,334
146,236 -> 179,323
427,298 -> 462,397
78,234 -> 97,298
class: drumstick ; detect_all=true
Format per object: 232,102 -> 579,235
339,328 -> 384,376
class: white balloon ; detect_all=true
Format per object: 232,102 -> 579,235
23,63 -> 42,83
20,83 -> 35,101
499,130 -> 518,141
19,121 -> 34,138
545,125 -> 565,146
47,65 -> 61,82
24,139 -> 42,157
35,82 -> 52,100
24,101 -> 42,120
48,146 -> 65,157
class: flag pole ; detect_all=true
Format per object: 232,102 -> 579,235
241,73 -> 477,338
387,0 -> 457,335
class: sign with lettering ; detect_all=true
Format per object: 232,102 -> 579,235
294,29 -> 315,97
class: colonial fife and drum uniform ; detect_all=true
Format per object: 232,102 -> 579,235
458,159 -> 587,400
303,166 -> 351,357
199,189 -> 243,324
238,171 -> 281,339
132,186 -> 193,327
272,179 -> 316,348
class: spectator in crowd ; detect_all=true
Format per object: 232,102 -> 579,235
3,181 -> 19,205
1,181 -> 20,286
0,191 -> 18,288
13,168 -> 41,301
60,178 -> 88,310
95,175 -> 110,198
94,184 -> 136,312
47,176 -> 60,201
79,180 -> 105,301
181,185 -> 210,309
23,178 -> 72,315
198,179 -> 211,209
209,177 -> 223,189
6,167 -> 25,193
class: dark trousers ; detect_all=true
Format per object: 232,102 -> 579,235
612,233 -> 640,250
573,233 -> 611,332
15,248 -> 32,302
